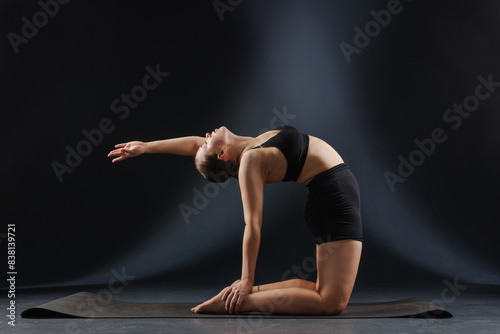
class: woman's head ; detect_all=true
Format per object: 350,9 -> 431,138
195,126 -> 239,182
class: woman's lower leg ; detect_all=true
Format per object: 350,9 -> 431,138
252,279 -> 316,293
239,286 -> 340,315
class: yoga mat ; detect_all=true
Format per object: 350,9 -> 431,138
21,292 -> 452,319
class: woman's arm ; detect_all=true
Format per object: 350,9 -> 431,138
222,151 -> 267,313
108,136 -> 205,163
144,136 -> 205,155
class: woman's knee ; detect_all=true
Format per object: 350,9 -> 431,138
316,293 -> 354,315
319,297 -> 348,315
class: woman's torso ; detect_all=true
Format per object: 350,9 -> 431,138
245,129 -> 344,185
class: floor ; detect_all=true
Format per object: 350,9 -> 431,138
3,280 -> 500,334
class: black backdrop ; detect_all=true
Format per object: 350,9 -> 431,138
1,0 -> 499,290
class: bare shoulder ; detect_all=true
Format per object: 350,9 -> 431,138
240,148 -> 265,168
240,145 -> 287,184
239,148 -> 272,180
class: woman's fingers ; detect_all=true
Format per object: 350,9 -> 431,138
109,148 -> 133,155
108,148 -> 135,163
227,290 -> 245,314
112,156 -> 125,163
121,148 -> 135,155
108,149 -> 121,157
111,151 -> 132,163
229,293 -> 239,313
221,286 -> 247,313
234,295 -> 243,314
227,294 -> 234,313
221,287 -> 230,301
225,289 -> 234,311
109,142 -> 146,163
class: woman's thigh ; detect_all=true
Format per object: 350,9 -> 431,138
315,239 -> 362,309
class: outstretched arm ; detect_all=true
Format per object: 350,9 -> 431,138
108,136 -> 205,163
144,136 -> 205,155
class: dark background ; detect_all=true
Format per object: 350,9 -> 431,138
1,0 -> 499,290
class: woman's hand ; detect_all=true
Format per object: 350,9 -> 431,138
221,279 -> 253,314
107,141 -> 146,163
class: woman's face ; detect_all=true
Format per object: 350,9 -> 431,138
196,126 -> 228,161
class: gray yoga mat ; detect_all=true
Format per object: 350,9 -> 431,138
21,292 -> 452,319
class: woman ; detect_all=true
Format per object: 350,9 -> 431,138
107,125 -> 362,315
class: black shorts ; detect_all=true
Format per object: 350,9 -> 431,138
304,163 -> 363,244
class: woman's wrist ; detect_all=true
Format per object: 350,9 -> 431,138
240,276 -> 254,285
142,142 -> 151,154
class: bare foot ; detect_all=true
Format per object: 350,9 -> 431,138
191,290 -> 228,314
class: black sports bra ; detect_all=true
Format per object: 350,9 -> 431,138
252,126 -> 309,182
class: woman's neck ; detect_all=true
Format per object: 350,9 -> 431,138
232,135 -> 258,161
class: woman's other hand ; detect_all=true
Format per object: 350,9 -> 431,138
107,141 -> 146,163
221,279 -> 253,314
